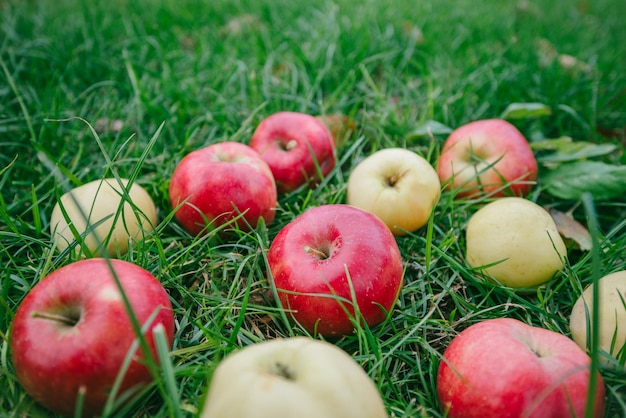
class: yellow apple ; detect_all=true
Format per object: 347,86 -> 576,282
50,178 -> 158,257
569,270 -> 626,365
465,197 -> 567,289
201,337 -> 388,418
347,148 -> 441,235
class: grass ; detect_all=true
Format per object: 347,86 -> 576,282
1,0 -> 625,416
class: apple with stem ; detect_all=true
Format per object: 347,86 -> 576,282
436,119 -> 538,198
168,141 -> 277,236
347,147 -> 441,235
267,204 -> 404,337
201,337 -> 389,418
249,111 -> 336,193
10,258 -> 175,417
437,318 -> 605,418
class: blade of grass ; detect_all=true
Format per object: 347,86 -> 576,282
581,192 -> 602,418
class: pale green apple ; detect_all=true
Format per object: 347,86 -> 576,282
50,178 -> 157,257
569,270 -> 626,365
201,337 -> 388,418
347,147 -> 440,235
465,197 -> 567,289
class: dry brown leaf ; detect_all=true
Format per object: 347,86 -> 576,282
558,54 -> 592,74
402,22 -> 425,45
316,114 -> 357,148
220,14 -> 264,37
596,125 -> 626,145
535,38 -> 591,74
94,118 -> 123,134
515,1 -> 543,18
549,208 -> 592,251
536,38 -> 559,67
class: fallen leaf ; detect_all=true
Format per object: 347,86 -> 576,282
408,120 -> 453,139
515,0 -> 542,18
316,114 -> 357,147
94,118 -> 123,134
558,54 -> 592,74
536,38 -> 558,68
530,136 -> 574,151
543,160 -> 626,201
178,34 -> 196,50
402,22 -> 425,45
220,14 -> 264,37
536,141 -> 617,163
501,102 -> 552,120
548,208 -> 592,251
596,126 -> 626,145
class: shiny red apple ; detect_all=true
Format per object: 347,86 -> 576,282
437,318 -> 605,418
10,258 -> 175,417
436,119 -> 537,198
169,141 -> 277,235
267,204 -> 404,337
249,111 -> 336,193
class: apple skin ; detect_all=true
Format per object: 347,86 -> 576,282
347,147 -> 441,235
267,204 -> 404,337
249,111 -> 336,193
437,318 -> 606,418
436,119 -> 538,198
50,178 -> 158,257
201,337 -> 388,418
168,141 -> 277,236
10,258 -> 175,417
569,270 -> 626,365
465,197 -> 567,289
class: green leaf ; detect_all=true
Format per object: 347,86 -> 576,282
543,161 -> 626,201
530,136 -> 574,151
501,102 -> 552,120
537,141 -> 618,163
409,120 -> 453,139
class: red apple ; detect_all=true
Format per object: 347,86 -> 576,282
169,141 -> 277,236
436,119 -> 538,198
249,111 -> 336,193
10,258 -> 175,417
437,318 -> 605,418
267,204 -> 404,337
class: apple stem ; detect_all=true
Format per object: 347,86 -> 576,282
32,311 -> 80,326
279,139 -> 298,151
303,245 -> 329,260
273,361 -> 296,380
386,169 -> 408,187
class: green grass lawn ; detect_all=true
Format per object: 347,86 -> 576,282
1,0 -> 625,416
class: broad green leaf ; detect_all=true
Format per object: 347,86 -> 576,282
537,141 -> 618,163
530,136 -> 574,151
501,102 -> 552,120
543,161 -> 626,201
409,120 -> 453,139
